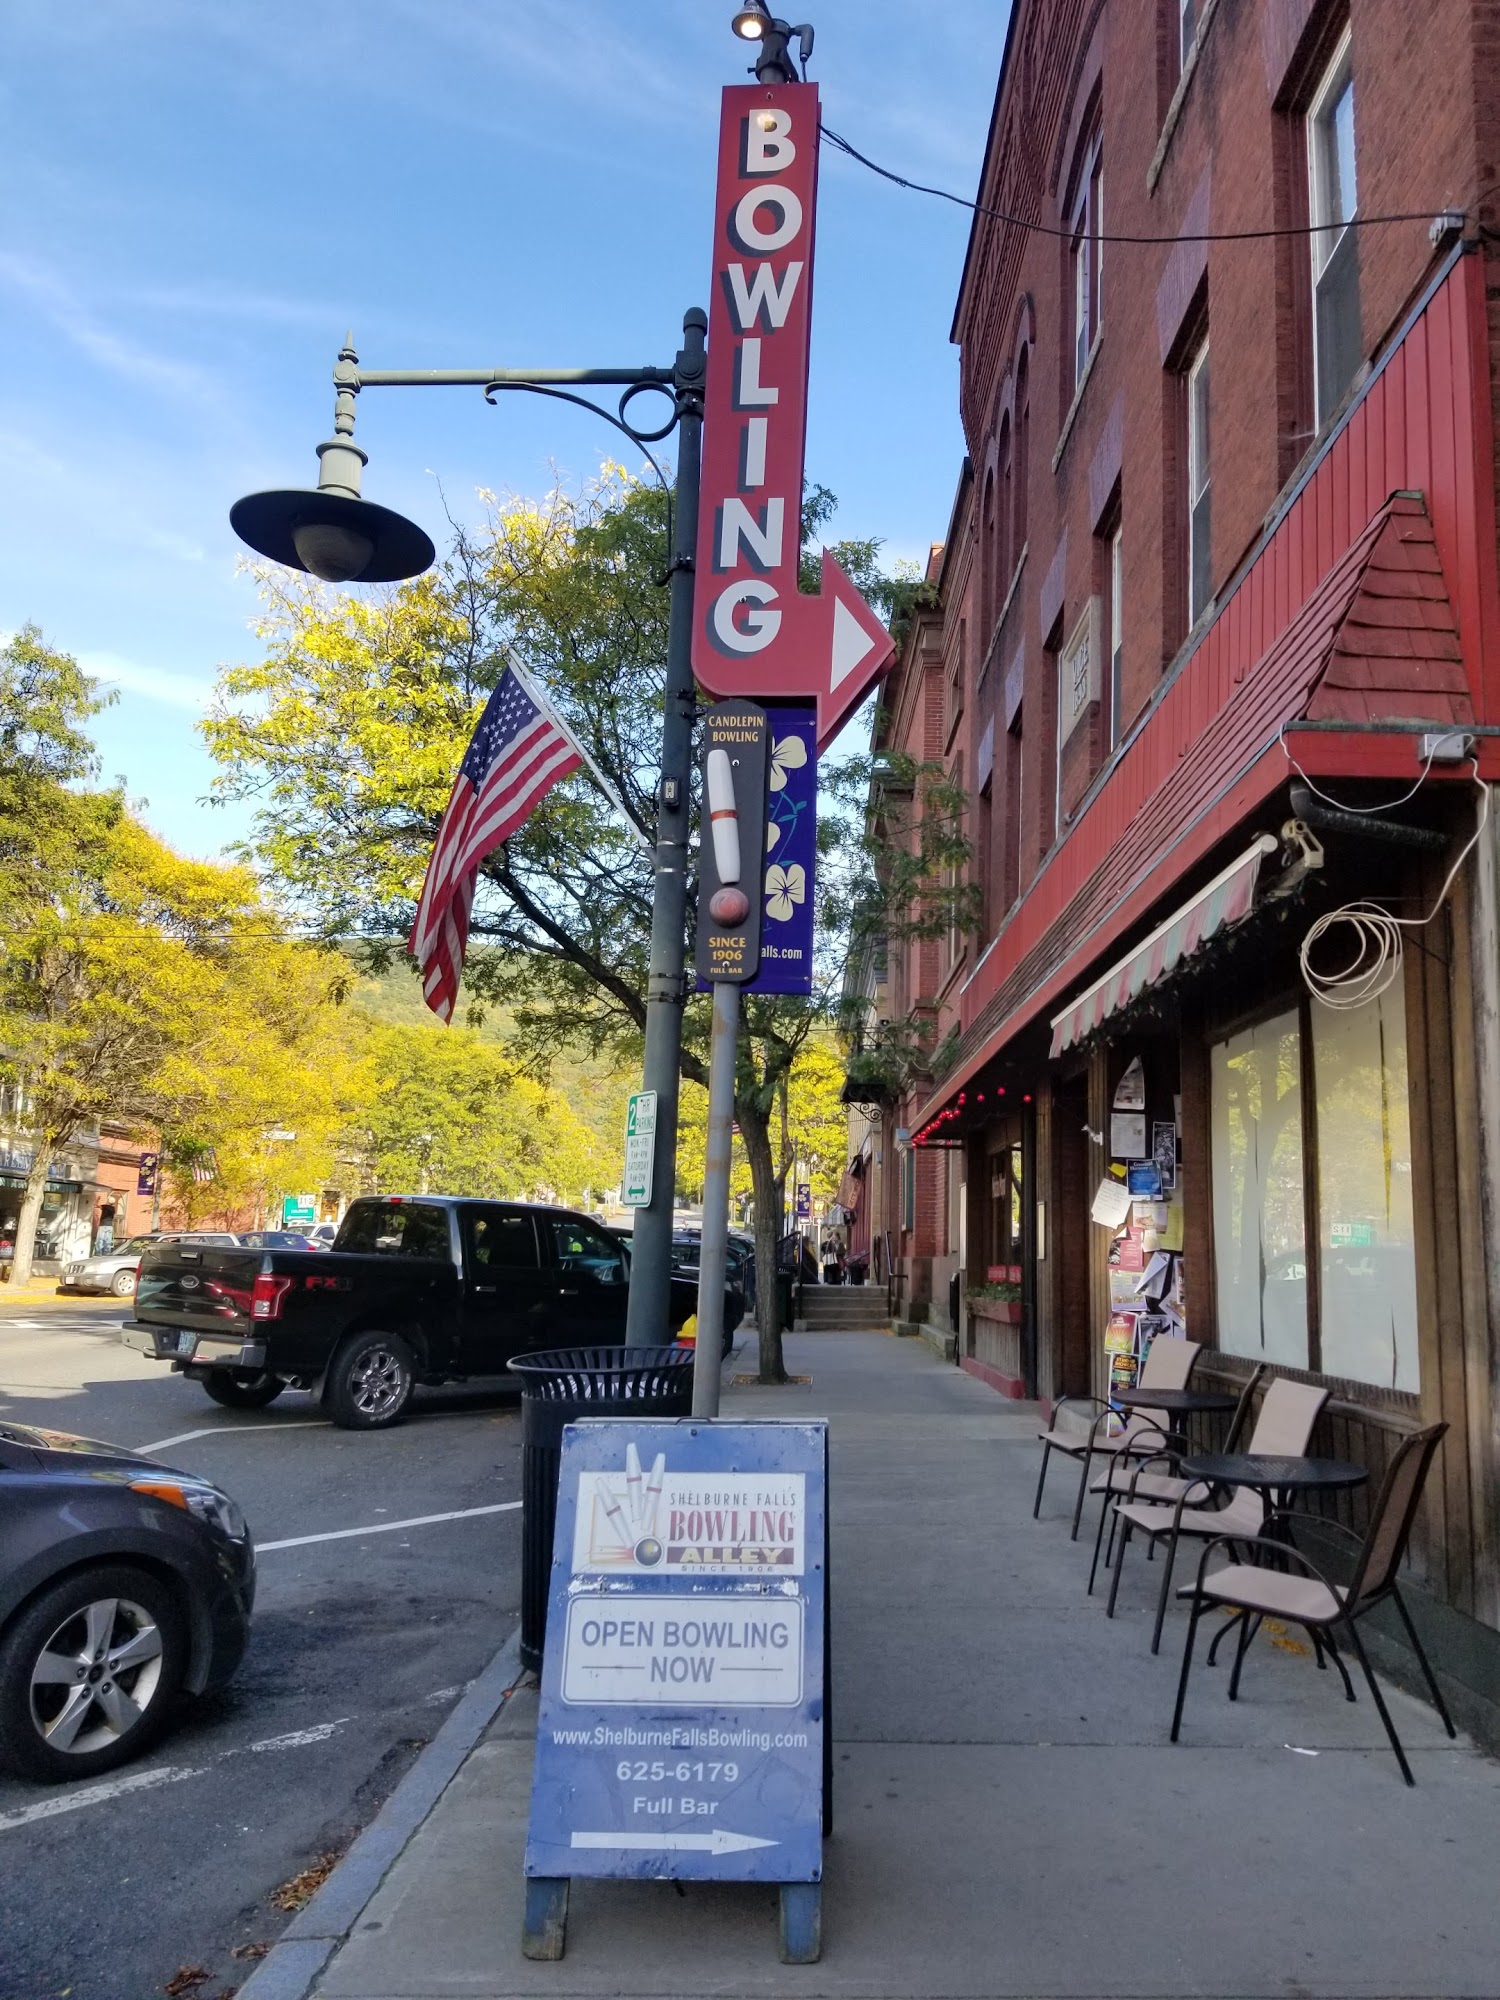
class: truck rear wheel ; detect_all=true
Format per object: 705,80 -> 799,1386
201,1372 -> 285,1411
322,1331 -> 415,1430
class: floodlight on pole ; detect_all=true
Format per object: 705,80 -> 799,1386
729,3 -> 813,84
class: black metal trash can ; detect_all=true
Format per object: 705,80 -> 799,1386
507,1346 -> 696,1672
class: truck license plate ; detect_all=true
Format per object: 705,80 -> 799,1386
176,1332 -> 197,1357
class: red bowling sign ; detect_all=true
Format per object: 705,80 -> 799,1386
691,83 -> 894,750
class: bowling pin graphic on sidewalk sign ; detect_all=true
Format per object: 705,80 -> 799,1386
695,703 -> 770,986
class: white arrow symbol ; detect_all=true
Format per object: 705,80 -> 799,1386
830,594 -> 878,692
570,1828 -> 777,1855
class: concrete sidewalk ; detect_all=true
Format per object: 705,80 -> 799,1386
253,1333 -> 1500,1999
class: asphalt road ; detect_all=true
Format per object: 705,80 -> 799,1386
0,1299 -> 527,2000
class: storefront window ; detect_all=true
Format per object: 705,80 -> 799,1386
1210,990 -> 1420,1391
1310,986 -> 1419,1391
1210,1008 -> 1308,1367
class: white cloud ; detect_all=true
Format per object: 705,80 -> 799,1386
79,649 -> 216,713
0,250 -> 220,411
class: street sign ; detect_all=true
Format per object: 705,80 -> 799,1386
621,1091 -> 658,1208
282,1194 -> 316,1226
691,83 -> 894,749
795,1182 -> 812,1219
748,704 -> 815,995
523,1418 -> 828,1958
694,703 -> 771,985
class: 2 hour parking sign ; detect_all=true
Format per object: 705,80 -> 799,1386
524,1418 -> 827,1886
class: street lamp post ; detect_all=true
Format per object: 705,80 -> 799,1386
229,312 -> 707,1349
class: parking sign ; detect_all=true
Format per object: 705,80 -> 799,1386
621,1091 -> 657,1208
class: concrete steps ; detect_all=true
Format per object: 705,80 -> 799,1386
796,1286 -> 890,1332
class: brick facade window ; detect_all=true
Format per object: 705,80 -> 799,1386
1186,335 -> 1212,624
1002,708 -> 1023,913
1013,345 -> 1030,562
1069,144 -> 1104,388
1108,518 -> 1124,746
1308,26 -> 1360,426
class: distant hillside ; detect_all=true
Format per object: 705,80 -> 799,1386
351,962 -> 633,1190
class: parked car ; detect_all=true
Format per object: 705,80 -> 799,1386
59,1232 -> 243,1298
0,1418 -> 254,1783
122,1195 -> 744,1431
307,1223 -> 339,1247
236,1230 -> 324,1252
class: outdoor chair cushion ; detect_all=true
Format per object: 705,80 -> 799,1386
1181,1563 -> 1346,1624
1113,1488 -> 1264,1542
1038,1418 -> 1164,1458
1090,1465 -> 1202,1505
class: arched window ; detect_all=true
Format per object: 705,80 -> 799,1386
1013,347 -> 1030,564
996,413 -> 1013,610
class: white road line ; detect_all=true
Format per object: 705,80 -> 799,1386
249,1719 -> 350,1752
257,1501 -> 522,1552
0,1763 -> 204,1832
137,1420 -> 332,1453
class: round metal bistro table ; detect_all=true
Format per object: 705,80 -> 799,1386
1179,1452 -> 1369,1507
1110,1388 -> 1239,1421
1178,1453 -> 1370,1669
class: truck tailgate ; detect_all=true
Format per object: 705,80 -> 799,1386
134,1242 -> 267,1337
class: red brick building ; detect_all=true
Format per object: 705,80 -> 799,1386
867,0 -> 1500,1728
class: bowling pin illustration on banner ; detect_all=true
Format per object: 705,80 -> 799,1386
694,702 -> 770,986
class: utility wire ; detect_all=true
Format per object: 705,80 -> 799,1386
820,122 -> 1472,247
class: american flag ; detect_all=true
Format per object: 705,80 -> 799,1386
408,666 -> 583,1022
190,1149 -> 218,1185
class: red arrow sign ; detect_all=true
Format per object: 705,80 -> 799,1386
692,83 -> 894,750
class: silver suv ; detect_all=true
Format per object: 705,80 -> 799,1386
60,1232 -> 242,1298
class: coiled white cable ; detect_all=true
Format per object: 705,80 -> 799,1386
1299,764 -> 1490,1009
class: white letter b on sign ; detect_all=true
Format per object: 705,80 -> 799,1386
745,110 -> 795,174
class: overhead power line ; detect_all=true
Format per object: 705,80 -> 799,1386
820,122 -> 1472,248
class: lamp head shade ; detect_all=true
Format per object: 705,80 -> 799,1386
229,488 -> 436,584
731,4 -> 768,37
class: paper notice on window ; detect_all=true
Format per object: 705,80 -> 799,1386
1110,1113 -> 1147,1159
1091,1178 -> 1135,1228
1113,1056 -> 1146,1110
1162,1202 -> 1185,1252
1135,1250 -> 1173,1299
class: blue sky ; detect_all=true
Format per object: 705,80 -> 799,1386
1,1 -> 1007,860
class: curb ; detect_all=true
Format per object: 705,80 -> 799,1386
237,1627 -> 524,2000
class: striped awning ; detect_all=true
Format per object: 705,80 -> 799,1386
1048,834 -> 1278,1057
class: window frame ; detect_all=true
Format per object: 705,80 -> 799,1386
1207,984 -> 1421,1392
1069,143 -> 1103,390
1307,26 -> 1360,426
1186,336 -> 1212,625
1108,520 -> 1125,749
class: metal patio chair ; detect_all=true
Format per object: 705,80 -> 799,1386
1085,1365 -> 1267,1595
1033,1338 -> 1202,1541
1170,1423 -> 1455,1784
1104,1376 -> 1330,1651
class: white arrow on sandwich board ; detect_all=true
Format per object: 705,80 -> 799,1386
571,1828 -> 777,1854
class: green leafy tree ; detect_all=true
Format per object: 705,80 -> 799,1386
0,805 -> 352,1280
353,1019 -> 599,1202
204,469 -> 957,1379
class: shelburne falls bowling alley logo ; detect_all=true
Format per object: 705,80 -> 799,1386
572,1442 -> 806,1577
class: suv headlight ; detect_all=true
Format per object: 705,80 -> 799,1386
131,1477 -> 249,1543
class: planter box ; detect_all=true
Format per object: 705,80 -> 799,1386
968,1297 -> 1021,1325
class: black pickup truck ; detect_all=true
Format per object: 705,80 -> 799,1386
122,1196 -> 742,1430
